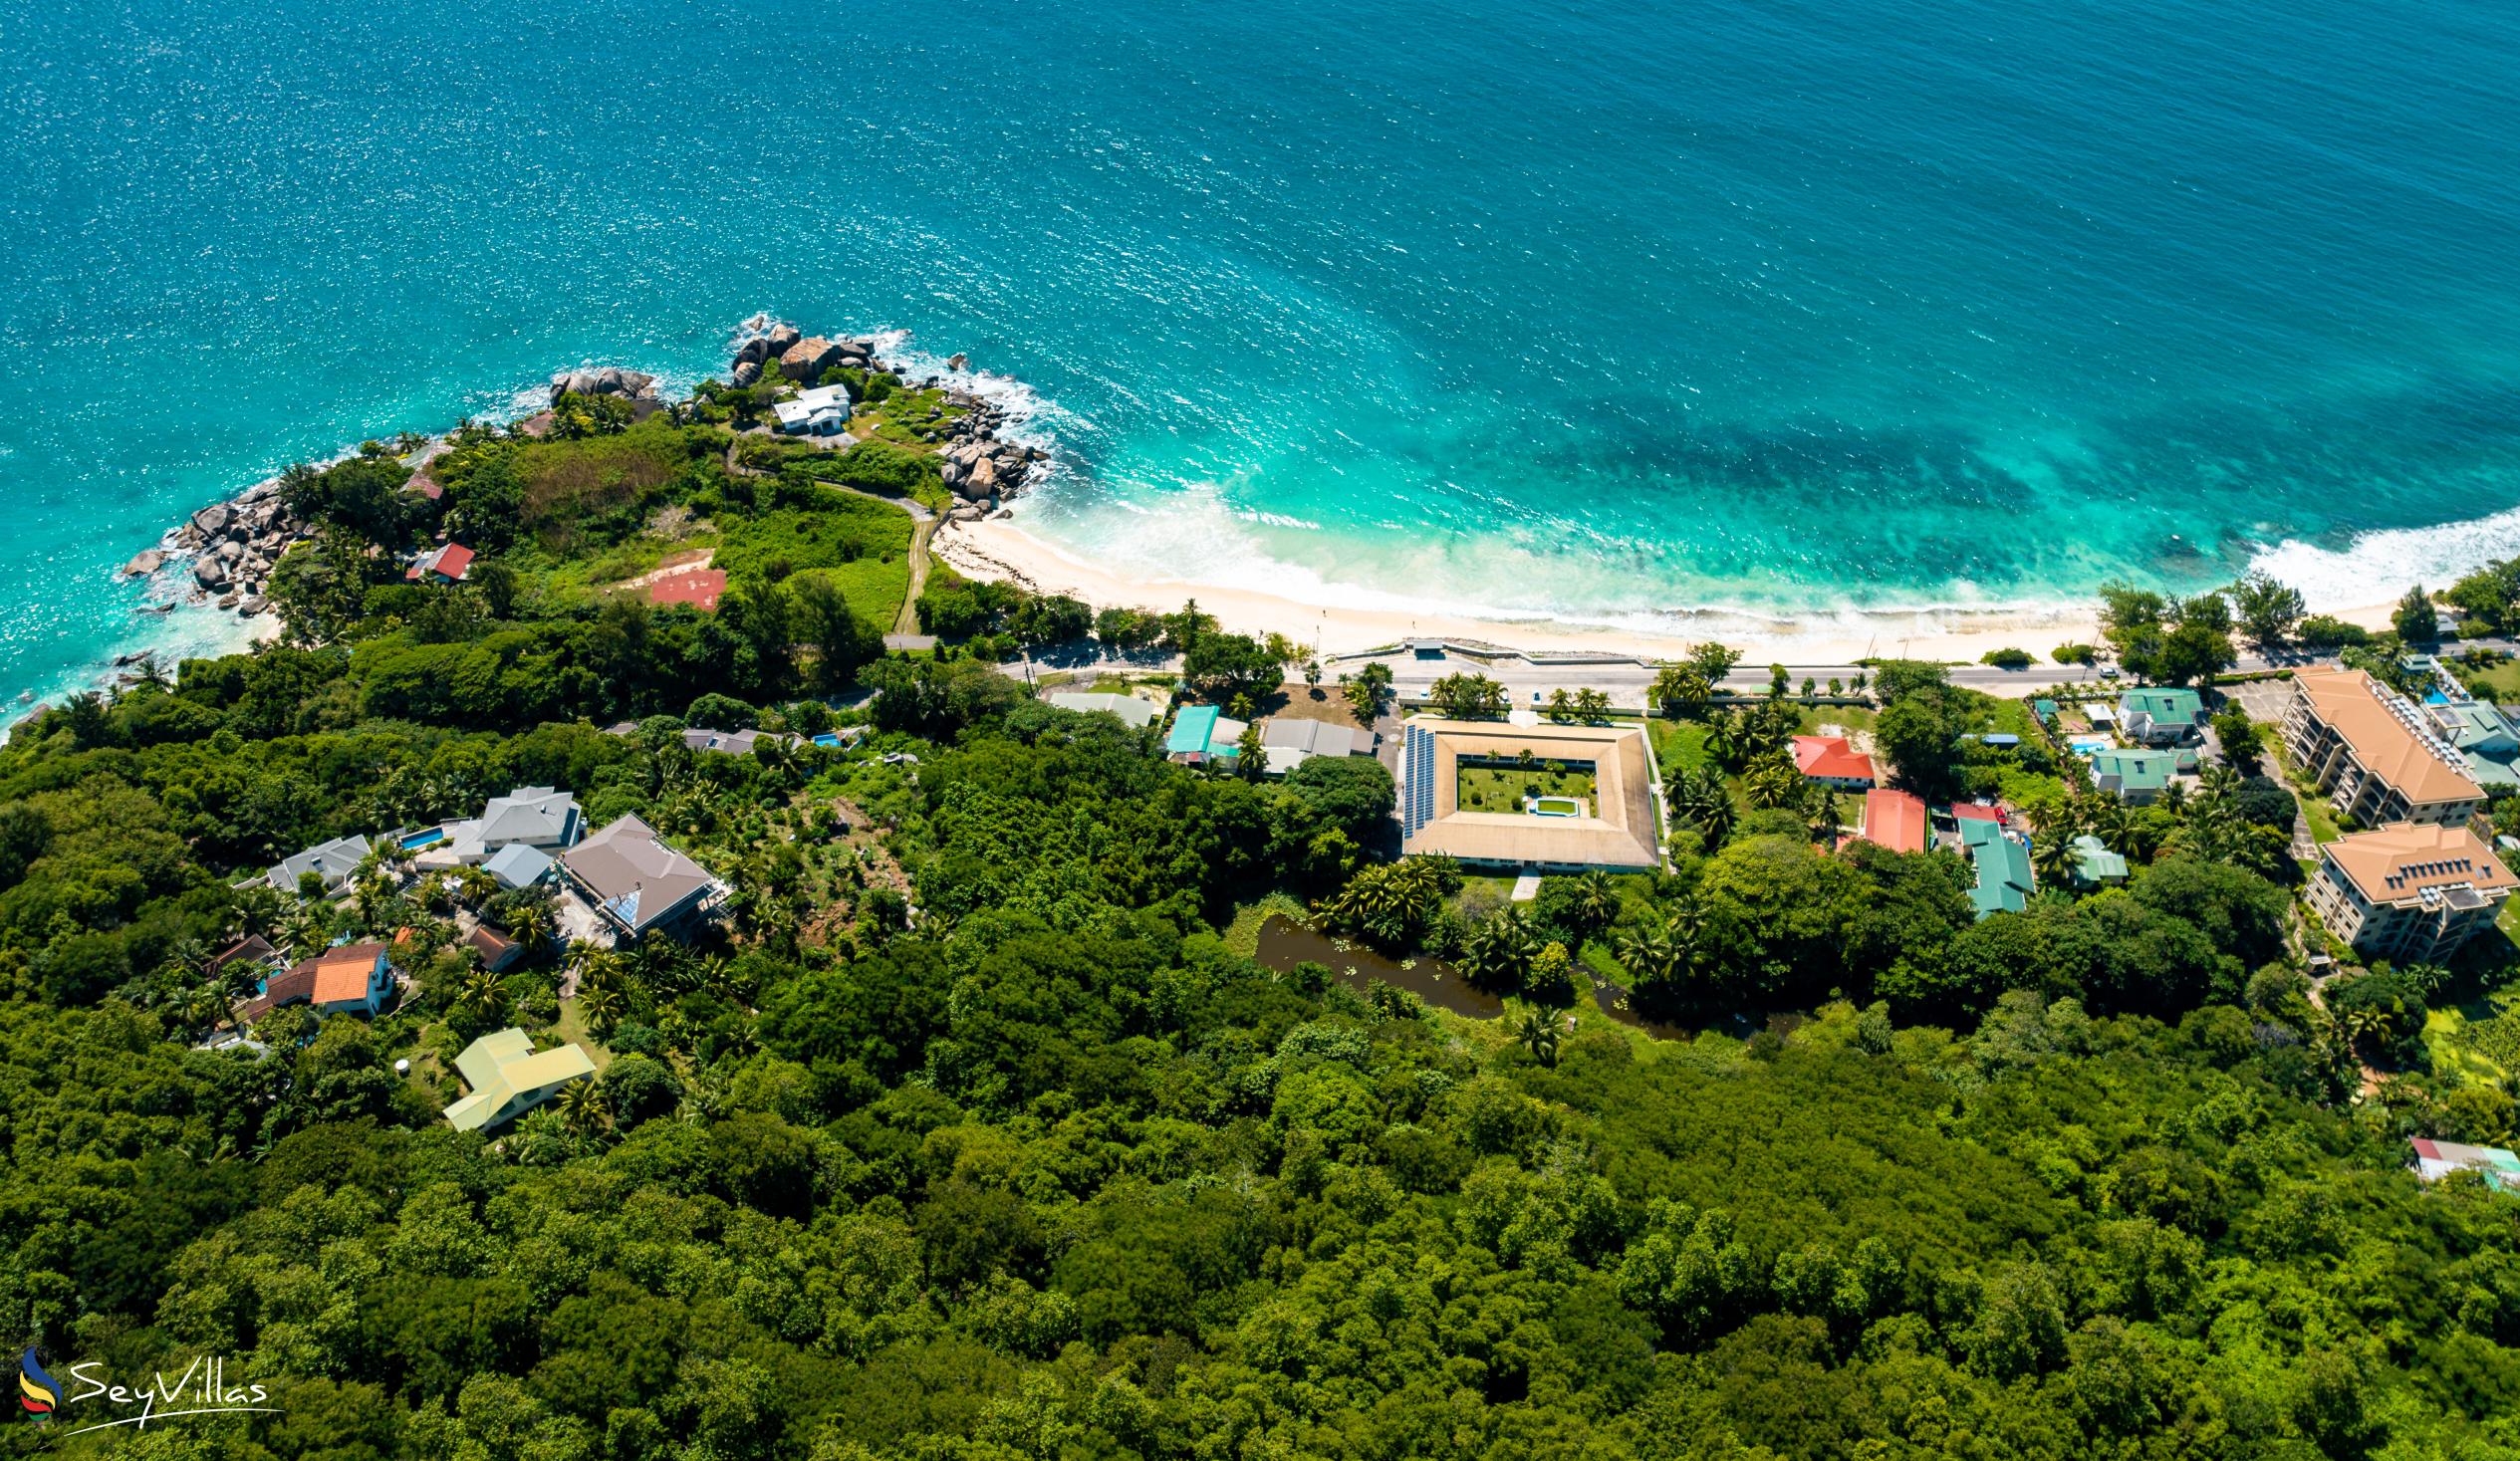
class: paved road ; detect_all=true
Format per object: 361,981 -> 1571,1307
1323,639 -> 2520,706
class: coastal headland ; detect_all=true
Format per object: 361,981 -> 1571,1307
88,319 -> 2411,704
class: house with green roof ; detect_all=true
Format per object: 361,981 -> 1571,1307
2087,748 -> 2185,804
1960,818 -> 2034,918
2427,702 -> 2520,790
1163,704 -> 1248,766
443,1028 -> 596,1132
2070,834 -> 2130,887
2118,687 -> 2207,745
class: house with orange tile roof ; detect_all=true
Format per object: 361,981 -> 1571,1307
1857,788 -> 1928,853
234,942 -> 394,1023
2308,823 -> 2514,963
1791,735 -> 1877,790
2281,669 -> 2484,829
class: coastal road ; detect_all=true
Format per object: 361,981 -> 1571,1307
1014,636 -> 2520,707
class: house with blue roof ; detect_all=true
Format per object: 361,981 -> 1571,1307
1164,704 -> 1248,766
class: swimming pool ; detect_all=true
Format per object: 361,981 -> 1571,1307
399,827 -> 446,851
2068,736 -> 2113,755
812,732 -> 845,747
1531,797 -> 1584,818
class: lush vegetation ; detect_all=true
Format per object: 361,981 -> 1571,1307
6,448 -> 2520,1454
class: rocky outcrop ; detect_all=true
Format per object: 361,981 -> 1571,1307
780,337 -> 845,377
731,360 -> 761,386
120,549 -> 165,578
547,366 -> 658,403
191,557 -> 230,591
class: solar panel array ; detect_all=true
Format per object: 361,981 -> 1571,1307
1402,724 -> 1437,840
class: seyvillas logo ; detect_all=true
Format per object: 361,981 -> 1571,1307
18,1347 -> 59,1423
17,1353 -> 278,1435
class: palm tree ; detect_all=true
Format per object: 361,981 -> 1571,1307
1614,922 -> 1679,985
557,1079 -> 611,1143
458,968 -> 507,1026
1667,765 -> 1736,852
579,983 -> 623,1035
1701,711 -> 1740,770
2030,833 -> 2078,889
1514,1006 -> 1561,1068
1744,756 -> 1800,811
696,954 -> 738,1002
2088,798 -> 2135,855
1458,908 -> 1536,995
1810,793 -> 1845,849
505,899 -> 554,954
1572,870 -> 1619,932
184,985 -> 230,1036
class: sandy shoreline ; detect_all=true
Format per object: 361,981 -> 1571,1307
932,515 -> 2403,665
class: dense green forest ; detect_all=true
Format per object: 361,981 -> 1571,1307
4,405 -> 2519,1459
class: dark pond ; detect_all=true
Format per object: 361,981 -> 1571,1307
1253,915 -> 1502,1020
1254,914 -> 1698,1041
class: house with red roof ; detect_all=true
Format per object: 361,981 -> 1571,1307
1792,735 -> 1877,790
406,542 -> 474,584
1857,788 -> 1928,853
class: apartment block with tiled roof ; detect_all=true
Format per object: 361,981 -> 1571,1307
2281,669 -> 2484,828
2308,822 -> 2514,963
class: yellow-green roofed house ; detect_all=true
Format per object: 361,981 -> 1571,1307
444,1027 -> 597,1132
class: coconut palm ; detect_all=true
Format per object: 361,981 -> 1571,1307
1614,922 -> 1678,984
557,1079 -> 611,1143
458,967 -> 507,1025
1744,756 -> 1801,811
504,898 -> 555,953
2030,833 -> 2079,889
2087,798 -> 2134,855
579,983 -> 624,1035
1700,711 -> 1739,770
1810,793 -> 1845,849
184,984 -> 230,1036
1514,1006 -> 1561,1068
1572,870 -> 1620,932
1458,908 -> 1536,995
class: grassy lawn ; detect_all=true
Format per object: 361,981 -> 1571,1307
2425,1005 -> 2507,1086
1459,759 -> 1599,816
552,997 -> 614,1073
2452,655 -> 2520,701
804,557 -> 913,631
1648,718 -> 1713,772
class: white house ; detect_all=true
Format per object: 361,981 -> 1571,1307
772,384 -> 854,436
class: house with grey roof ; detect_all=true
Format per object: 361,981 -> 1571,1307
1045,691 -> 1160,729
681,727 -> 801,757
484,843 -> 555,890
430,787 -> 584,866
1259,717 -> 1375,776
560,815 -> 721,941
268,834 -> 373,897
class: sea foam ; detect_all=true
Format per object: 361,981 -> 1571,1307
2246,507 -> 2520,611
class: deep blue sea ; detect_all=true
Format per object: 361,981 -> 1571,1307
5,0 -> 2520,700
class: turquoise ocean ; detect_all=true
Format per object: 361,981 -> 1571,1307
5,0 -> 2520,701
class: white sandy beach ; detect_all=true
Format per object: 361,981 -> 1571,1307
932,516 -> 2402,665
